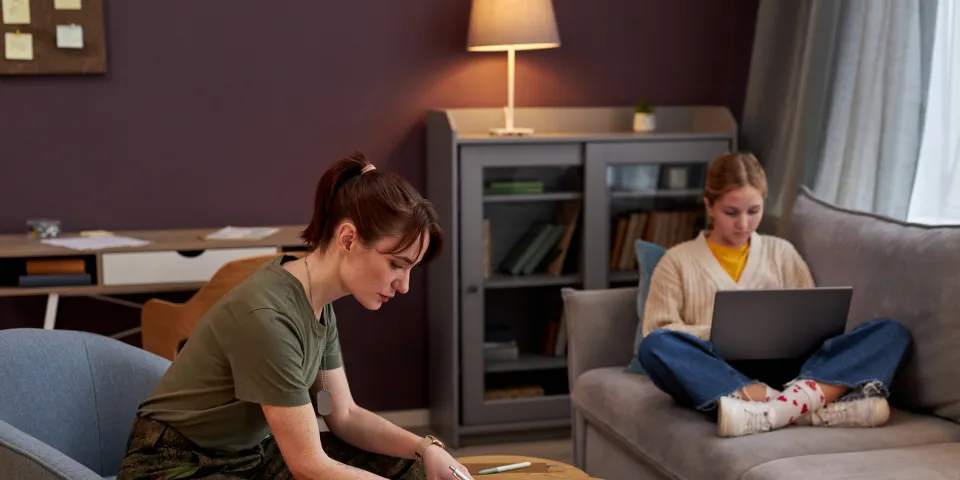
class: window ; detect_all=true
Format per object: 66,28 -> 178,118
908,1 -> 960,224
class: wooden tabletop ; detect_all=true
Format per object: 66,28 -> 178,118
0,225 -> 307,258
456,456 -> 592,479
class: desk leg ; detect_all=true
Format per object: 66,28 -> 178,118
43,293 -> 59,330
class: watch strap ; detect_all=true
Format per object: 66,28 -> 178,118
415,435 -> 444,459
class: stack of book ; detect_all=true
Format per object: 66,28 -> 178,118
485,325 -> 519,361
484,340 -> 519,362
18,258 -> 92,287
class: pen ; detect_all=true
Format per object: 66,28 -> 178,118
478,461 -> 532,475
450,465 -> 470,480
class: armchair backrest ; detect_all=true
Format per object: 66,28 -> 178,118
0,329 -> 170,476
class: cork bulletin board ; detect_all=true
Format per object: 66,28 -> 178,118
0,0 -> 107,75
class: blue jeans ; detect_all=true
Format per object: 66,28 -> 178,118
636,318 -> 912,411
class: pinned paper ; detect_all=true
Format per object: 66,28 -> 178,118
56,24 -> 83,48
4,32 -> 33,60
54,0 -> 82,10
2,0 -> 30,24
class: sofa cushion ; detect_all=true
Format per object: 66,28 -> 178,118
789,186 -> 960,422
742,443 -> 960,480
572,367 -> 960,480
625,240 -> 667,374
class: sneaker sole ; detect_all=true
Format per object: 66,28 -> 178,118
825,397 -> 890,427
802,397 -> 891,428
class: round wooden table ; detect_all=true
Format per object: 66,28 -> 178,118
456,455 -> 595,480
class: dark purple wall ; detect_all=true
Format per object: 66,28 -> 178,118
0,0 -> 758,410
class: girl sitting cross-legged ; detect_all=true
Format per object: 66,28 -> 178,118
635,152 -> 912,437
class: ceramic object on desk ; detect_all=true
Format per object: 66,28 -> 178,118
26,219 -> 60,239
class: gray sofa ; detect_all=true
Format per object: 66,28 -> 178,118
0,328 -> 170,479
563,187 -> 960,480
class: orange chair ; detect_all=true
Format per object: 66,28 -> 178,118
140,254 -> 283,361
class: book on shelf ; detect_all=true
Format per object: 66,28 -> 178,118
495,200 -> 580,277
485,180 -> 544,195
18,273 -> 92,287
485,385 -> 545,401
25,258 -> 86,275
483,219 -> 491,279
609,211 -> 701,271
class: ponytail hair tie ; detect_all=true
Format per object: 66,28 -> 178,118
361,164 -> 376,175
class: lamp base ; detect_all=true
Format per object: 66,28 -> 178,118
488,126 -> 535,137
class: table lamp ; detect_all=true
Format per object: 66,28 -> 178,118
467,0 -> 560,136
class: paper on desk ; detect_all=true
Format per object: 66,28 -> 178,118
202,226 -> 279,240
42,236 -> 152,251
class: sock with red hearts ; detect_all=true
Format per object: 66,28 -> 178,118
767,380 -> 826,428
730,383 -> 780,402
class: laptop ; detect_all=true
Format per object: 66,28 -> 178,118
710,287 -> 853,362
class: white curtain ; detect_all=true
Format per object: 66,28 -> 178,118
907,1 -> 960,225
742,0 -> 937,235
813,0 -> 925,220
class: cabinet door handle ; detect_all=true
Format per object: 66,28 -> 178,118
465,285 -> 479,294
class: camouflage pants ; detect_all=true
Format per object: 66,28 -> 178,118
117,415 -> 425,480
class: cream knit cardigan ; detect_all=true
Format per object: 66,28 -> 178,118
641,231 -> 815,340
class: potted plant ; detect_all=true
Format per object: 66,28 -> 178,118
633,102 -> 656,133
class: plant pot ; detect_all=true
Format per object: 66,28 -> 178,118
633,113 -> 656,133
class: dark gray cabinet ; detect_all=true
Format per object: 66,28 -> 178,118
426,106 -> 737,447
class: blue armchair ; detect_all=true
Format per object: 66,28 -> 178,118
0,328 -> 170,479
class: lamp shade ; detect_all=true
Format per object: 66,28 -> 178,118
467,0 -> 560,52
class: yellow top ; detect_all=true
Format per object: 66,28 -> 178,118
641,232 -> 815,340
706,237 -> 751,282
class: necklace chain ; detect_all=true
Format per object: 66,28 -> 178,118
305,255 -> 327,393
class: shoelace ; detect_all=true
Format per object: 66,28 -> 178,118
743,407 -> 771,432
862,381 -> 883,397
818,397 -> 878,426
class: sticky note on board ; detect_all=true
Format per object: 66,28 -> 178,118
57,24 -> 83,48
55,0 -> 82,10
2,0 -> 30,24
4,32 -> 33,60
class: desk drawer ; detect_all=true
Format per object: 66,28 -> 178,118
101,247 -> 278,286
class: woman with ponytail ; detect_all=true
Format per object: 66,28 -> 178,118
119,153 -> 462,480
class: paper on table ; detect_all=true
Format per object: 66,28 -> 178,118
42,236 -> 152,251
202,226 -> 279,240
2,0 -> 30,24
5,32 -> 32,60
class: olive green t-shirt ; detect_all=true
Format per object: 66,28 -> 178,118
138,255 -> 342,451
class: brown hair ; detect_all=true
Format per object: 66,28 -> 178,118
703,152 -> 768,205
301,152 -> 443,264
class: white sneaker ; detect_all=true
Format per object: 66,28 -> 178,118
794,397 -> 890,427
718,396 -> 774,437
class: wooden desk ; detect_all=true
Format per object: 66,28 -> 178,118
0,226 -> 308,332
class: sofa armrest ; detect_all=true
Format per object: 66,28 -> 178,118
0,419 -> 102,480
561,287 -> 639,387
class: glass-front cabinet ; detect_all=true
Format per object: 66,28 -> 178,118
458,144 -> 582,427
426,106 -> 738,446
